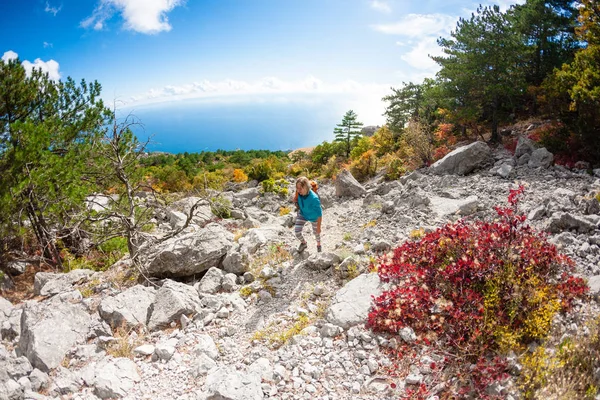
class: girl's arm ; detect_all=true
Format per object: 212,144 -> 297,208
316,216 -> 322,234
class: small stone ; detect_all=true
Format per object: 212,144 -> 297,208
405,373 -> 423,385
258,290 -> 272,302
180,314 -> 190,330
352,381 -> 361,393
133,345 -> 155,357
399,327 -> 417,343
313,285 -> 325,296
243,272 -> 255,283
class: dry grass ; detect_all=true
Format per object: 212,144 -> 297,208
105,324 -> 146,359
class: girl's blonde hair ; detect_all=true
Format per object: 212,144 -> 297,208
296,176 -> 310,191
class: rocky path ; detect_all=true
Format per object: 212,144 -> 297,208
2,141 -> 600,400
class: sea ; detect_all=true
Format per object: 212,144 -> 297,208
124,95 -> 354,154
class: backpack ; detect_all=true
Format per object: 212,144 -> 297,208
310,180 -> 318,194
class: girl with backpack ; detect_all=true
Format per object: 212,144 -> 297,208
293,176 -> 322,253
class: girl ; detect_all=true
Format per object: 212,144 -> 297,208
293,176 -> 323,252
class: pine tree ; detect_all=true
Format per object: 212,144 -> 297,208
334,110 -> 363,158
0,57 -> 108,266
433,5 -> 528,142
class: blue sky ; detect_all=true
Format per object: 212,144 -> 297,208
1,0 -> 523,152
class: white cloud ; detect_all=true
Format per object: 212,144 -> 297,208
370,0 -> 391,13
82,0 -> 185,34
45,2 -> 61,16
22,59 -> 61,81
43,42 -> 53,48
401,36 -> 443,70
371,13 -> 456,37
485,0 -> 526,13
2,50 -> 18,62
2,51 -> 61,80
121,76 -> 390,124
371,13 -> 459,81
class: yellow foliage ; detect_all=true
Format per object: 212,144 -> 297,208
279,206 -> 291,216
409,228 -> 425,239
349,149 -> 378,181
233,168 -> 248,183
362,219 -> 377,229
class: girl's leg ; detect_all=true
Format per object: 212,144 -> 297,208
294,213 -> 308,251
310,221 -> 321,252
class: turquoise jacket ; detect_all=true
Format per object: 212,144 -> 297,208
298,190 -> 322,222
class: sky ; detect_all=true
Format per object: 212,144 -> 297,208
0,0 -> 523,152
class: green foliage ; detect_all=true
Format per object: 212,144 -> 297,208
333,110 -> 363,158
311,140 -> 344,166
433,5 -> 529,142
261,178 -> 289,197
193,170 -> 227,191
541,0 -> 600,163
210,196 -> 232,219
382,78 -> 441,135
0,57 -> 109,265
349,136 -> 372,161
371,126 -> 398,156
512,0 -> 580,86
245,156 -> 286,182
348,150 -> 378,181
99,236 -> 129,255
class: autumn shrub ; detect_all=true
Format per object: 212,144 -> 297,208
431,144 -> 451,162
366,186 -> 588,398
379,153 -> 407,181
232,168 -> 248,183
404,118 -> 434,167
322,155 -> 341,179
434,123 -> 457,146
287,160 -> 311,177
348,149 -> 378,181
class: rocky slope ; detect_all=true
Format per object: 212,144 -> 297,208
1,139 -> 600,400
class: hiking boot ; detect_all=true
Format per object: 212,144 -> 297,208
317,245 -> 322,253
297,242 -> 307,253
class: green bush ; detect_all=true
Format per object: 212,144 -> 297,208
261,178 -> 289,197
210,196 -> 232,219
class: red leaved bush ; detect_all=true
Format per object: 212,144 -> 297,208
367,186 -> 588,398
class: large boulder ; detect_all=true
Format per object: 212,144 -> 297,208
168,197 -> 213,226
34,270 -> 95,297
0,299 -> 21,341
528,147 -> 554,169
429,195 -> 479,218
514,136 -> 537,158
430,141 -> 492,175
98,285 -> 156,329
145,223 -> 234,279
545,212 -> 597,233
237,225 -> 292,255
326,273 -> 382,329
18,300 -> 92,372
147,280 -> 202,331
335,169 -> 366,198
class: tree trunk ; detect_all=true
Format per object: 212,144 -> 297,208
25,190 -> 62,268
490,98 -> 500,143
